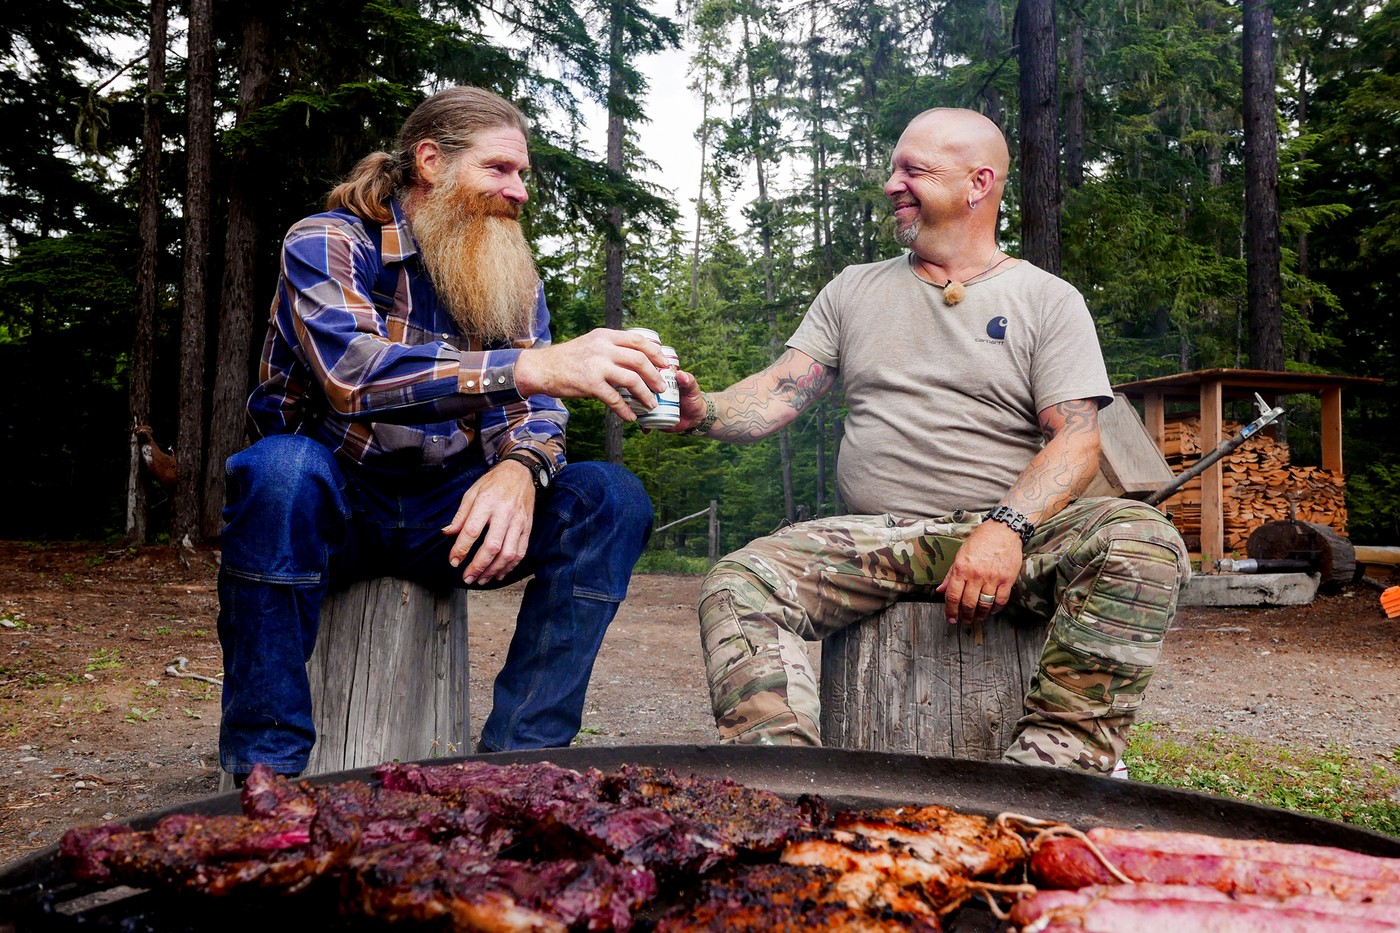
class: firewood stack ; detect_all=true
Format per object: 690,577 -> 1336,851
1159,417 -> 1347,551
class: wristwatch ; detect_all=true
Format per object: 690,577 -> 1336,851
499,451 -> 551,491
985,505 -> 1035,546
681,392 -> 718,437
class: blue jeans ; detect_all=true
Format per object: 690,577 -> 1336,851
216,435 -> 654,775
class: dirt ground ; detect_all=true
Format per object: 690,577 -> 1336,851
2,540 -> 1398,867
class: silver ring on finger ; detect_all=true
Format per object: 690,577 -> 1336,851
977,593 -> 996,606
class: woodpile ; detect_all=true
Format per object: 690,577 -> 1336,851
1159,418 -> 1347,551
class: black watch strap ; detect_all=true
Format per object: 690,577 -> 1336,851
499,451 -> 550,491
985,505 -> 1034,546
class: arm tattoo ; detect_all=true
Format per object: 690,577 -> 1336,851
774,359 -> 835,413
1007,399 -> 1101,523
712,349 -> 837,443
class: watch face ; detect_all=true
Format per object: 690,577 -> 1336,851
536,468 -> 550,489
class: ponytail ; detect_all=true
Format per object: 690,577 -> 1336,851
325,150 -> 402,224
325,87 -> 530,223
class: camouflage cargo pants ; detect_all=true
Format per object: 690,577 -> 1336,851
697,497 -> 1191,774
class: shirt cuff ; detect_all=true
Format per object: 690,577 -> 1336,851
457,349 -> 523,400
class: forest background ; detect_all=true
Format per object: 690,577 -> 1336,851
2,0 -> 1397,558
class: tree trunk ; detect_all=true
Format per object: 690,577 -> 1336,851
603,0 -> 626,466
1017,0 -> 1061,274
126,0 -> 168,545
743,14 -> 794,523
1065,13 -> 1085,189
202,5 -> 274,540
982,0 -> 1004,125
173,0 -> 214,543
689,62 -> 712,314
1243,0 -> 1284,371
1296,54 -> 1311,365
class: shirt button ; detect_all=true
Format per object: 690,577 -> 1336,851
430,435 -> 441,443
497,376 -> 506,384
466,380 -> 475,388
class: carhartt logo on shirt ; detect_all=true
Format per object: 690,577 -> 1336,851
986,316 -> 1008,339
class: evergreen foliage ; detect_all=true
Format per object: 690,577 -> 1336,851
0,0 -> 1395,548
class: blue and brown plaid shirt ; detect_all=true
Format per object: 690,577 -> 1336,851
247,199 -> 566,477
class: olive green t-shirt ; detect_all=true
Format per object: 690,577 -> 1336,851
787,255 -> 1113,519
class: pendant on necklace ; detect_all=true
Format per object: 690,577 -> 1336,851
943,280 -> 967,305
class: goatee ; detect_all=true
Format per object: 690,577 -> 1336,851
410,176 -> 540,342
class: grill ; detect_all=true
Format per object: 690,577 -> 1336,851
3,745 -> 1398,932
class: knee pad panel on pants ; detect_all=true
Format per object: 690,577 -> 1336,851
698,564 -> 817,741
698,564 -> 771,671
1041,537 -> 1182,711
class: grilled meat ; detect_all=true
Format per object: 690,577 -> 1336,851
834,804 -> 1026,877
319,779 -> 514,853
60,809 -> 351,895
781,828 -> 975,915
533,800 -> 732,876
349,840 -> 658,932
376,760 -> 604,823
241,762 -> 318,821
652,863 -> 942,932
59,822 -> 138,884
59,760 -> 1035,931
600,765 -> 808,854
59,767 -> 517,896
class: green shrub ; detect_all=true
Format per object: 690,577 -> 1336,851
633,551 -> 712,575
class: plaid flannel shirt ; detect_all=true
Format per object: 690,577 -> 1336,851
246,200 -> 567,477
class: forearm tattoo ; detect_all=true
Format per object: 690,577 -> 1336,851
712,350 -> 837,443
1008,399 -> 1100,522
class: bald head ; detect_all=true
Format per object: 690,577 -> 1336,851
903,108 -> 1010,185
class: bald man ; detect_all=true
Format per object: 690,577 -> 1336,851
670,108 -> 1190,776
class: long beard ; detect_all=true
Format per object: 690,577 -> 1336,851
410,179 -> 540,342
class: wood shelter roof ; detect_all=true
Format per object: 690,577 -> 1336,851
1114,368 -> 1383,400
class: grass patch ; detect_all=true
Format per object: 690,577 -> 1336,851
1125,721 -> 1400,837
634,551 -> 712,575
85,647 -> 122,672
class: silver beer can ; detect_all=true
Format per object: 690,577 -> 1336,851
618,328 -> 680,428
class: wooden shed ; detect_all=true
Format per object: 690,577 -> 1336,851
1113,368 -> 1382,568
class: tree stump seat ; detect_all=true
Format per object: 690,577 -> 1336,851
304,577 -> 470,775
819,600 -> 1052,759
220,577 -> 470,791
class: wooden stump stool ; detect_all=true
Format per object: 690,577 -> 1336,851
819,601 -> 1051,760
217,578 -> 469,791
304,578 -> 470,775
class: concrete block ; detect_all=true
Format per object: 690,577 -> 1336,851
1180,572 -> 1320,608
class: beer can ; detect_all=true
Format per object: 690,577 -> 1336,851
618,328 -> 680,428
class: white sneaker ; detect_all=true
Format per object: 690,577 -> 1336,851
1110,760 -> 1130,780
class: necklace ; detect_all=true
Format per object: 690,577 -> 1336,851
937,248 -> 1010,305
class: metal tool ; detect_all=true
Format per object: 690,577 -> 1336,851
1145,392 -> 1286,507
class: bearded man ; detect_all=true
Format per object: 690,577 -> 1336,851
218,87 -> 665,783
